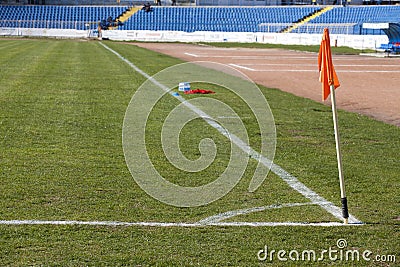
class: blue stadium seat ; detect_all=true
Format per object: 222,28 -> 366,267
298,6 -> 400,35
1,5 -> 399,33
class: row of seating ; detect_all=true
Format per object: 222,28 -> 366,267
120,6 -> 399,33
312,6 -> 400,23
121,6 -> 321,32
0,20 -> 83,29
0,6 -> 125,22
1,5 -> 399,34
295,6 -> 400,34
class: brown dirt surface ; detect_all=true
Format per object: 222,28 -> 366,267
133,42 -> 400,127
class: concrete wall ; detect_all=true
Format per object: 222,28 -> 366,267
0,26 -> 387,49
101,29 -> 387,49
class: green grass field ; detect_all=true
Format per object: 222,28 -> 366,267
0,38 -> 398,266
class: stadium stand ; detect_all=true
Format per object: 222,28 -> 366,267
0,5 -> 399,35
294,6 -> 400,36
0,5 -> 125,29
309,5 -> 400,24
120,6 -> 322,32
118,5 -> 400,35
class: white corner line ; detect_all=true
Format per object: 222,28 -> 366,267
99,42 -> 362,225
0,220 -> 363,227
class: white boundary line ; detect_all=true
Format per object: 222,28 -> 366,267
99,42 -> 362,225
0,220 -> 362,227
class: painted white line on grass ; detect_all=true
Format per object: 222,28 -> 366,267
0,220 -> 199,227
99,42 -> 362,225
0,220 -> 362,227
198,202 -> 317,224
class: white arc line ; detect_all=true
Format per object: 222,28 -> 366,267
198,202 -> 317,224
100,42 -> 362,225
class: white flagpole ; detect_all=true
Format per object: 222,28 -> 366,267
329,84 -> 349,224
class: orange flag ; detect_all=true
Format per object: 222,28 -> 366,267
318,28 -> 340,101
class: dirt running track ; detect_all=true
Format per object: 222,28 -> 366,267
133,43 -> 400,127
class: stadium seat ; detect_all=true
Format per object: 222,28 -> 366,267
1,5 -> 399,34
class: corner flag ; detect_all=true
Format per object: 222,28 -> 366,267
318,28 -> 349,224
318,28 -> 340,101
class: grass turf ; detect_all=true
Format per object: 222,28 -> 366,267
0,38 -> 398,266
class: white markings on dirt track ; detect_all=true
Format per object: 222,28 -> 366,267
0,43 -> 363,227
184,54 -> 319,59
228,63 -> 400,73
185,51 -> 399,73
184,52 -> 200,57
183,52 -> 391,61
337,70 -> 400,73
234,69 -> 400,73
228,63 -> 256,71
235,63 -> 400,67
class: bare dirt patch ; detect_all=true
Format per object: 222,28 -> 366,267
133,42 -> 400,127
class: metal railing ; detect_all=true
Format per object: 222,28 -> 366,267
1,20 -> 385,36
258,23 -> 360,34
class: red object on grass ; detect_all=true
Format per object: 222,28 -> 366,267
184,89 -> 215,94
